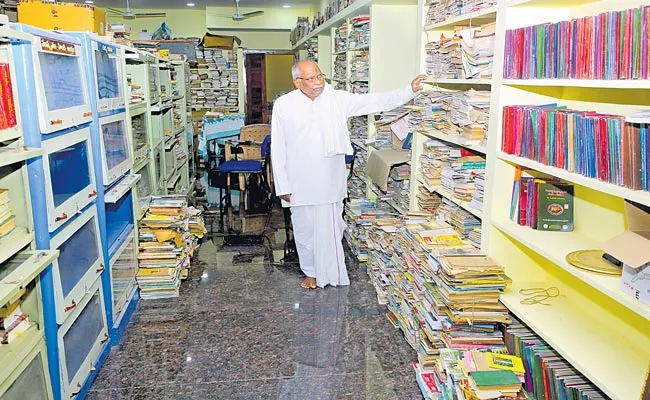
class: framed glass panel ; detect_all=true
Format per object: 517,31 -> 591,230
99,114 -> 132,186
109,229 -> 137,318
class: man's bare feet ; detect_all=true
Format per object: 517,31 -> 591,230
300,277 -> 317,289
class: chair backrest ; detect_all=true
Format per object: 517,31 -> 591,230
240,124 -> 271,142
261,135 -> 271,158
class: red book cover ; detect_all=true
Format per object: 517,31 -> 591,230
599,117 -> 610,182
557,112 -> 565,169
502,106 -> 510,153
517,28 -> 525,78
516,107 -> 524,157
540,112 -> 548,165
0,64 -> 17,129
519,177 -> 531,226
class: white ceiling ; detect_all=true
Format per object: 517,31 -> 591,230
98,0 -> 319,9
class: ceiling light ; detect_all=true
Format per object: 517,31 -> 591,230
283,4 -> 291,8
186,2 -> 195,6
84,0 -> 93,3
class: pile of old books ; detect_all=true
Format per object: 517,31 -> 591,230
425,0 -> 497,26
0,188 -> 15,239
425,22 -> 495,80
137,196 -> 198,299
191,47 -> 239,112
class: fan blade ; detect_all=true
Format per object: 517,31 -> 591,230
106,8 -> 123,13
135,13 -> 167,17
241,10 -> 264,17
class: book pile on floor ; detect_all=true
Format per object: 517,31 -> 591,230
436,203 -> 482,248
348,15 -> 370,49
136,196 -> 203,299
192,47 -> 239,112
0,188 -> 15,238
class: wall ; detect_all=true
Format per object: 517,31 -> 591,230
205,6 -> 312,30
265,54 -> 296,101
207,30 -> 292,50
106,9 -> 206,38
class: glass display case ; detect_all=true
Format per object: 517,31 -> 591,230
49,206 -> 102,324
164,140 -> 177,181
150,112 -> 164,148
41,128 -> 96,232
158,62 -> 171,102
153,144 -> 164,194
104,190 -> 134,256
92,40 -> 124,113
0,337 -> 52,400
98,113 -> 132,186
56,279 -> 108,399
134,161 -> 153,217
130,110 -> 149,165
108,228 -> 137,319
0,31 -> 23,144
148,62 -> 159,105
11,25 -> 92,135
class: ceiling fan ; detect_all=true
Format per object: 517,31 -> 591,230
106,0 -> 166,20
230,0 -> 264,21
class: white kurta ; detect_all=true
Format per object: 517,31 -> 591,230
271,83 -> 416,287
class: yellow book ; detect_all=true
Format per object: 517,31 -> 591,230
486,352 -> 525,374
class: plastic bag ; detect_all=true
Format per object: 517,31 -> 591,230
152,22 -> 172,40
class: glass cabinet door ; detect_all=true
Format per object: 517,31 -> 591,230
50,207 -> 102,324
99,114 -> 132,186
58,280 -> 108,399
41,128 -> 96,232
109,229 -> 137,319
130,111 -> 149,164
0,340 -> 52,400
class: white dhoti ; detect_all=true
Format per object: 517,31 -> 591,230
290,202 -> 349,288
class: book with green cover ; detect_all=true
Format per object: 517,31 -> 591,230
536,182 -> 574,231
469,370 -> 521,390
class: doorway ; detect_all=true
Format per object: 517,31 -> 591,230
244,51 -> 296,124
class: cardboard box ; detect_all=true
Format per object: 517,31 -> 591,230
601,201 -> 650,306
201,33 -> 241,49
18,1 -> 106,35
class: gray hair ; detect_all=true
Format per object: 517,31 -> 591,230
291,63 -> 301,79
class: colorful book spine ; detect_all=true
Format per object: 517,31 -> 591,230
0,63 -> 16,130
502,105 -> 649,192
504,5 -> 650,80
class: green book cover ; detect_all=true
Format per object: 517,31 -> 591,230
536,25 -> 544,78
536,182 -> 574,231
469,370 -> 520,387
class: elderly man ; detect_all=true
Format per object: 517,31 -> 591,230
271,60 -> 426,289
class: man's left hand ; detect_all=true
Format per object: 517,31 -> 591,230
411,74 -> 428,92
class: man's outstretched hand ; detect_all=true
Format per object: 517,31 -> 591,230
411,74 -> 428,92
280,194 -> 291,202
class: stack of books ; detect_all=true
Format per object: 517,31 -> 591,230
348,15 -> 370,49
425,0 -> 497,26
425,22 -> 495,80
0,188 -> 15,239
137,197 -> 192,299
334,23 -> 347,53
387,163 -> 411,213
191,48 -> 239,112
505,317 -> 608,399
439,154 -> 486,201
0,285 -> 32,345
510,173 -> 575,232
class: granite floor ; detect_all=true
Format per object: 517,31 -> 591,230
87,234 -> 422,400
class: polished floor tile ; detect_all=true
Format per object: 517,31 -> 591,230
87,238 -> 422,400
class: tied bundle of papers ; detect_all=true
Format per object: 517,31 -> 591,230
505,317 -> 608,400
425,22 -> 495,80
350,115 -> 368,140
348,15 -> 370,49
0,188 -> 16,239
387,163 -> 411,213
425,0 -> 497,26
137,197 -> 204,299
373,107 -> 411,149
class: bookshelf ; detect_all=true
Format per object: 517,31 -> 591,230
474,0 -> 650,399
